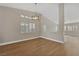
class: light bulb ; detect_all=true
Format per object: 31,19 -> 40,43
25,16 -> 29,18
20,14 -> 24,18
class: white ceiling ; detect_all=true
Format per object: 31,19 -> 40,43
0,3 -> 59,24
0,3 -> 79,23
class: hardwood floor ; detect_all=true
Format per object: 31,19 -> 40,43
64,35 -> 79,56
0,38 -> 66,56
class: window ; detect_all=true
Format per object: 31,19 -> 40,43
20,17 -> 36,33
29,23 -> 36,32
25,24 -> 29,33
21,23 -> 25,33
64,26 -> 66,31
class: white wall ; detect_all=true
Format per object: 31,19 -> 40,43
40,15 -> 57,39
0,6 -> 40,44
40,4 -> 59,40
64,3 -> 79,37
40,4 -> 64,42
64,3 -> 79,24
0,3 -> 64,44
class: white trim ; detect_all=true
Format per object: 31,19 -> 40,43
0,37 -> 39,46
0,36 -> 64,46
39,36 -> 64,43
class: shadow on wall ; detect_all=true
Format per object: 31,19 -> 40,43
0,33 -> 4,43
41,15 -> 58,40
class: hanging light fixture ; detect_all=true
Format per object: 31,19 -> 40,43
20,3 -> 39,20
20,14 -> 25,18
32,16 -> 39,20
32,3 -> 39,20
20,15 -> 39,20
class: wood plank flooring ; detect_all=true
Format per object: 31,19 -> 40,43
64,35 -> 79,56
0,38 -> 66,56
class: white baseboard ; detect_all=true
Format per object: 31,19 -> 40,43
39,36 -> 64,43
0,36 -> 64,46
0,36 -> 39,46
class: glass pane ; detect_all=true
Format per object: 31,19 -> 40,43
20,16 -> 29,33
29,23 -> 36,32
20,23 -> 26,33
